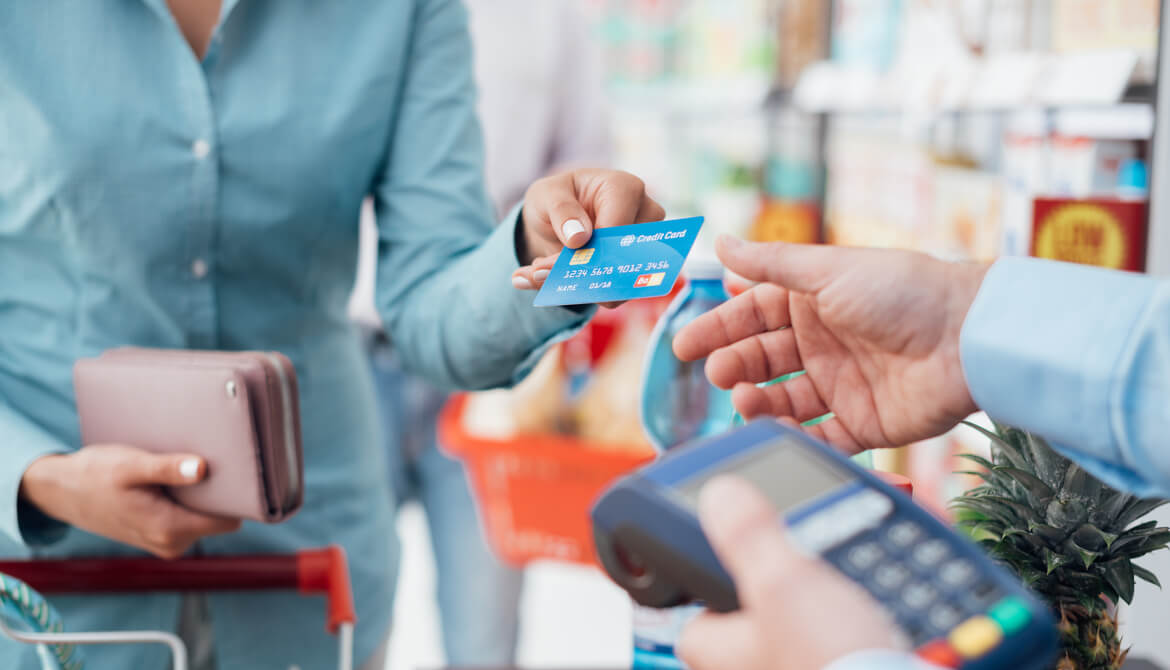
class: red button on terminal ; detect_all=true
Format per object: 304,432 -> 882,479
917,639 -> 962,668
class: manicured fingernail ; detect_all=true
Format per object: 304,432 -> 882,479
180,458 -> 201,481
511,275 -> 533,289
534,269 -> 550,282
562,219 -> 586,241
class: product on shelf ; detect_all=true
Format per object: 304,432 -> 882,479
930,164 -> 1004,262
1031,197 -> 1148,272
777,0 -> 830,88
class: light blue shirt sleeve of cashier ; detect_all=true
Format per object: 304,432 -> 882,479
960,257 -> 1170,498
823,649 -> 944,670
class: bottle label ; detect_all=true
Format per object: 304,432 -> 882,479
632,603 -> 705,656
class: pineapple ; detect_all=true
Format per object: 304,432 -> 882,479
952,422 -> 1170,670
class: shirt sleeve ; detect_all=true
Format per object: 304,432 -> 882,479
960,256 -> 1170,498
823,649 -> 942,670
0,402 -> 70,548
372,0 -> 592,391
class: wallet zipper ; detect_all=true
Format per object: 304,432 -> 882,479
263,352 -> 301,510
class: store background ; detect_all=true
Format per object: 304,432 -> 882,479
389,1 -> 1170,668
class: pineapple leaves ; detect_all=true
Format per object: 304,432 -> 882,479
951,497 -> 1016,526
955,420 -> 1170,645
1044,547 -> 1070,575
956,452 -> 996,471
1064,536 -> 1102,569
1028,521 -> 1068,545
1101,558 -> 1136,605
1072,525 -> 1118,552
994,466 -> 1056,505
959,421 -> 1014,453
1025,431 -> 1069,487
1133,564 -> 1161,588
1117,498 -> 1170,529
983,496 -> 1043,525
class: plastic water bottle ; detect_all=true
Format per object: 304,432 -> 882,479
633,256 -> 733,669
640,257 -> 734,451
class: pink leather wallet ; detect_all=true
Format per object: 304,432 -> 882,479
73,348 -> 304,523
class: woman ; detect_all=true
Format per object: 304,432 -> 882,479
0,1 -> 661,668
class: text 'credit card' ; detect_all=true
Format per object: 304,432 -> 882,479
533,216 -> 704,307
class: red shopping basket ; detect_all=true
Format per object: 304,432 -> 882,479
440,394 -> 655,568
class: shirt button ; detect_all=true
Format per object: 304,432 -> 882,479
192,139 -> 212,159
191,258 -> 209,279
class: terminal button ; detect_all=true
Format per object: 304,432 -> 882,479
989,597 -> 1033,635
948,616 -> 1003,659
938,559 -> 976,589
917,640 -> 962,668
884,520 -> 922,548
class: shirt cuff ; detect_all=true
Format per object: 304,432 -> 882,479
959,257 -> 1161,493
823,649 -> 942,670
480,202 -> 596,383
0,409 -> 71,548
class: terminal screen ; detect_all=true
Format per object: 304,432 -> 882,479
676,438 -> 851,513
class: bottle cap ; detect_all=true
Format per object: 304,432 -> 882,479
683,252 -> 724,280
1118,158 -> 1148,196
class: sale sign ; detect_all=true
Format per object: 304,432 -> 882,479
1031,198 -> 1147,272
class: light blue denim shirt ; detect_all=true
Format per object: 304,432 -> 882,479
828,256 -> 1170,670
0,1 -> 589,668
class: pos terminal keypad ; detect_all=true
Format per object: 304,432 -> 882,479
591,420 -> 1060,670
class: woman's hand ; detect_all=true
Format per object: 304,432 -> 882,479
678,476 -> 901,670
673,236 -> 988,453
19,446 -> 242,558
511,168 -> 665,291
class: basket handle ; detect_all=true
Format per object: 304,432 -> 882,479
0,545 -> 356,635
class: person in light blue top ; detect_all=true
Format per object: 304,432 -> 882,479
669,236 -> 1170,670
0,2 -> 662,669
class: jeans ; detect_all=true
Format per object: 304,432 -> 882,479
366,333 -> 523,667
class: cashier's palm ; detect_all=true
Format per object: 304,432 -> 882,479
673,238 -> 986,453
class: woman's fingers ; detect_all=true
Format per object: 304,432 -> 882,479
633,196 -> 667,225
512,255 -> 558,291
526,173 -> 595,249
591,172 -> 654,232
143,498 -> 243,559
116,452 -> 206,487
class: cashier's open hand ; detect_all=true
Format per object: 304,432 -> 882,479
678,475 -> 900,670
673,237 -> 989,453
511,168 -> 665,293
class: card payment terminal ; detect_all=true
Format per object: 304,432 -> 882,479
591,420 -> 1058,669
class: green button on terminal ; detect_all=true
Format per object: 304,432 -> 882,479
989,597 -> 1032,635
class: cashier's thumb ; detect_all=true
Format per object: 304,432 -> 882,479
120,452 -> 207,487
697,475 -> 809,607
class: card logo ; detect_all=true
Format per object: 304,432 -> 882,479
570,248 -> 595,265
634,272 -> 666,288
620,234 -> 636,247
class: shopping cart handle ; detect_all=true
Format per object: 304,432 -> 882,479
296,546 -> 357,634
0,545 -> 356,635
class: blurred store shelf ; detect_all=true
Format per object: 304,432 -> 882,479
794,49 -> 1151,116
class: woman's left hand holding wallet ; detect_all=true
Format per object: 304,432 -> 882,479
19,445 -> 242,559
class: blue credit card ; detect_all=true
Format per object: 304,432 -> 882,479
533,216 -> 704,307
